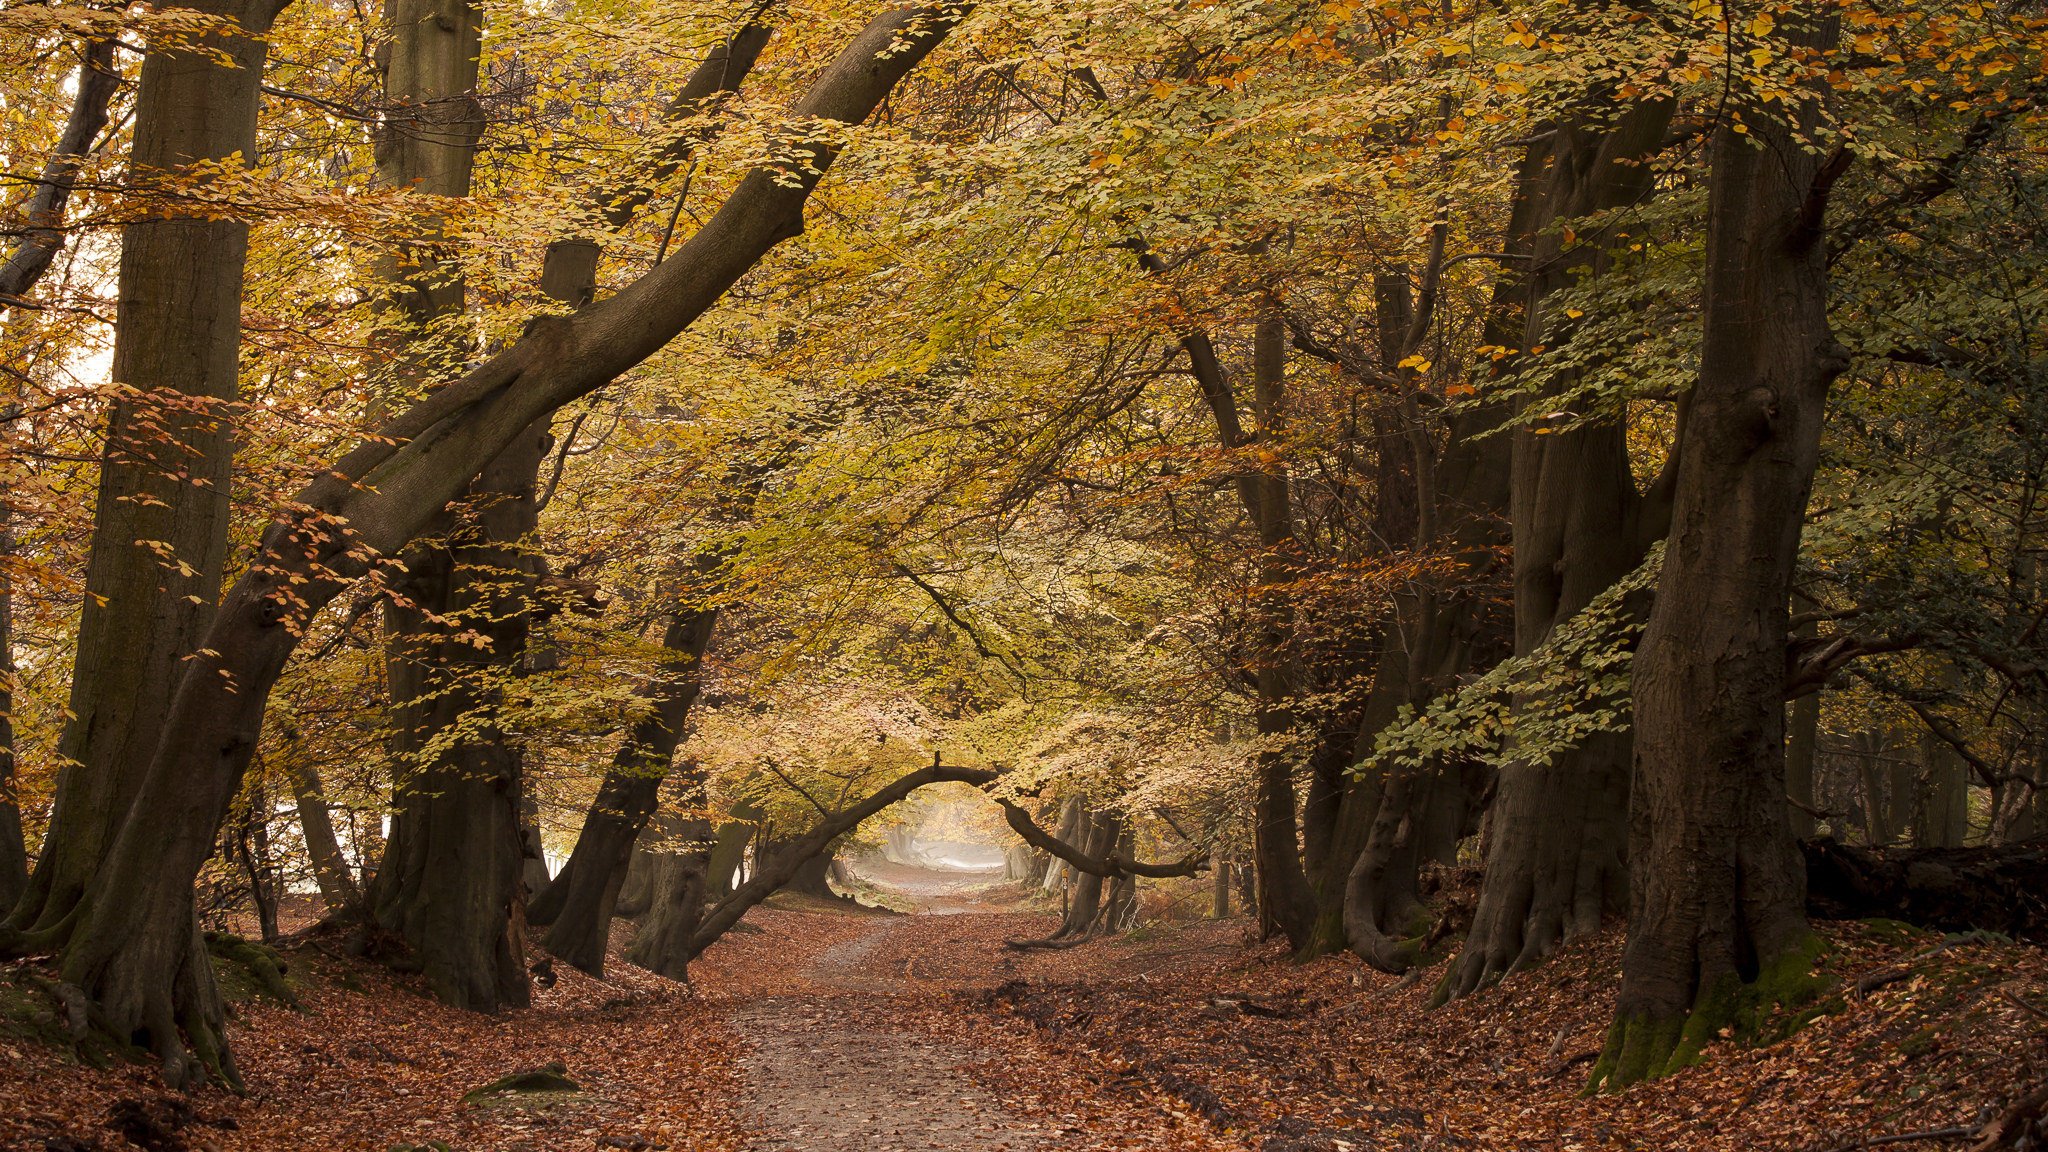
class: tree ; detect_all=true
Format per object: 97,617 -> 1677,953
1591,12 -> 1844,1088
12,2 -> 972,1084
6,0 -> 289,965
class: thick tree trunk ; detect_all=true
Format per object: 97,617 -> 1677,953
2,0 -> 286,1091
613,842 -> 657,917
621,808 -> 717,981
373,430 -> 547,1013
1443,100 -> 1676,999
1593,24 -> 1843,1086
360,0 -> 534,1014
451,19 -> 771,976
705,811 -> 759,898
533,604 -> 718,975
39,5 -> 966,1082
1055,811 -> 1122,939
8,0 -> 280,943
284,758 -> 361,914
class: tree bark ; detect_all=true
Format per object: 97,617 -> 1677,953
7,0 -> 283,947
0,38 -> 120,305
1314,145 -> 1542,965
0,510 -> 24,909
1442,99 -> 1676,999
1802,837 -> 2045,939
1592,18 -> 1843,1086
36,7 -> 968,1081
532,602 -> 718,975
283,757 -> 361,914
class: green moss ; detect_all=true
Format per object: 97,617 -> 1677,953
463,1061 -> 581,1105
204,932 -> 300,1008
1857,918 -> 1928,944
0,971 -> 130,1069
1587,933 -> 1831,1094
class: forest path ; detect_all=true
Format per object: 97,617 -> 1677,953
722,868 -> 1042,1150
692,864 -> 1249,1151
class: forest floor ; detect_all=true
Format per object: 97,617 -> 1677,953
2,866 -> 2046,1152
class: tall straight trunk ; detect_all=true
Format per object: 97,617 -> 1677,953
284,758 -> 361,913
530,601 -> 718,975
372,430 -> 545,1012
35,5 -> 966,1086
438,19 -> 772,980
1439,98 -> 1679,999
1594,16 -> 1842,1086
364,0 -> 532,1013
1242,311 -> 1317,945
7,0 -> 283,943
0,510 -> 24,908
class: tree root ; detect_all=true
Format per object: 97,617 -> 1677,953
1587,933 -> 1829,1093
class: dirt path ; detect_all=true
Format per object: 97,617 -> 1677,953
725,870 -> 1042,1151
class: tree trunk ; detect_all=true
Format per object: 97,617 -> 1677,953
1914,729 -> 1969,848
0,37 -> 120,303
1211,852 -> 1231,918
705,811 -> 759,898
622,808 -> 717,981
533,602 -> 717,975
372,429 -> 546,1013
233,779 -> 280,944
1786,692 -> 1821,841
36,5 -> 966,1083
284,758 -> 361,914
1593,22 -> 1843,1086
1443,98 -> 1676,999
7,0 -> 281,945
0,510 -> 24,909
1243,311 -> 1318,946
1803,838 -> 2045,939
1313,144 -> 1541,964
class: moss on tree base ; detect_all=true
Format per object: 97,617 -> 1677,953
1588,933 -> 1830,1093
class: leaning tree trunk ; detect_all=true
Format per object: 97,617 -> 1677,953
38,3 -> 967,1085
0,0 -> 286,1093
0,37 -> 119,304
284,757 -> 361,913
1592,20 -> 1842,1086
6,3 -> 279,942
1442,98 -> 1678,1000
532,603 -> 718,976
